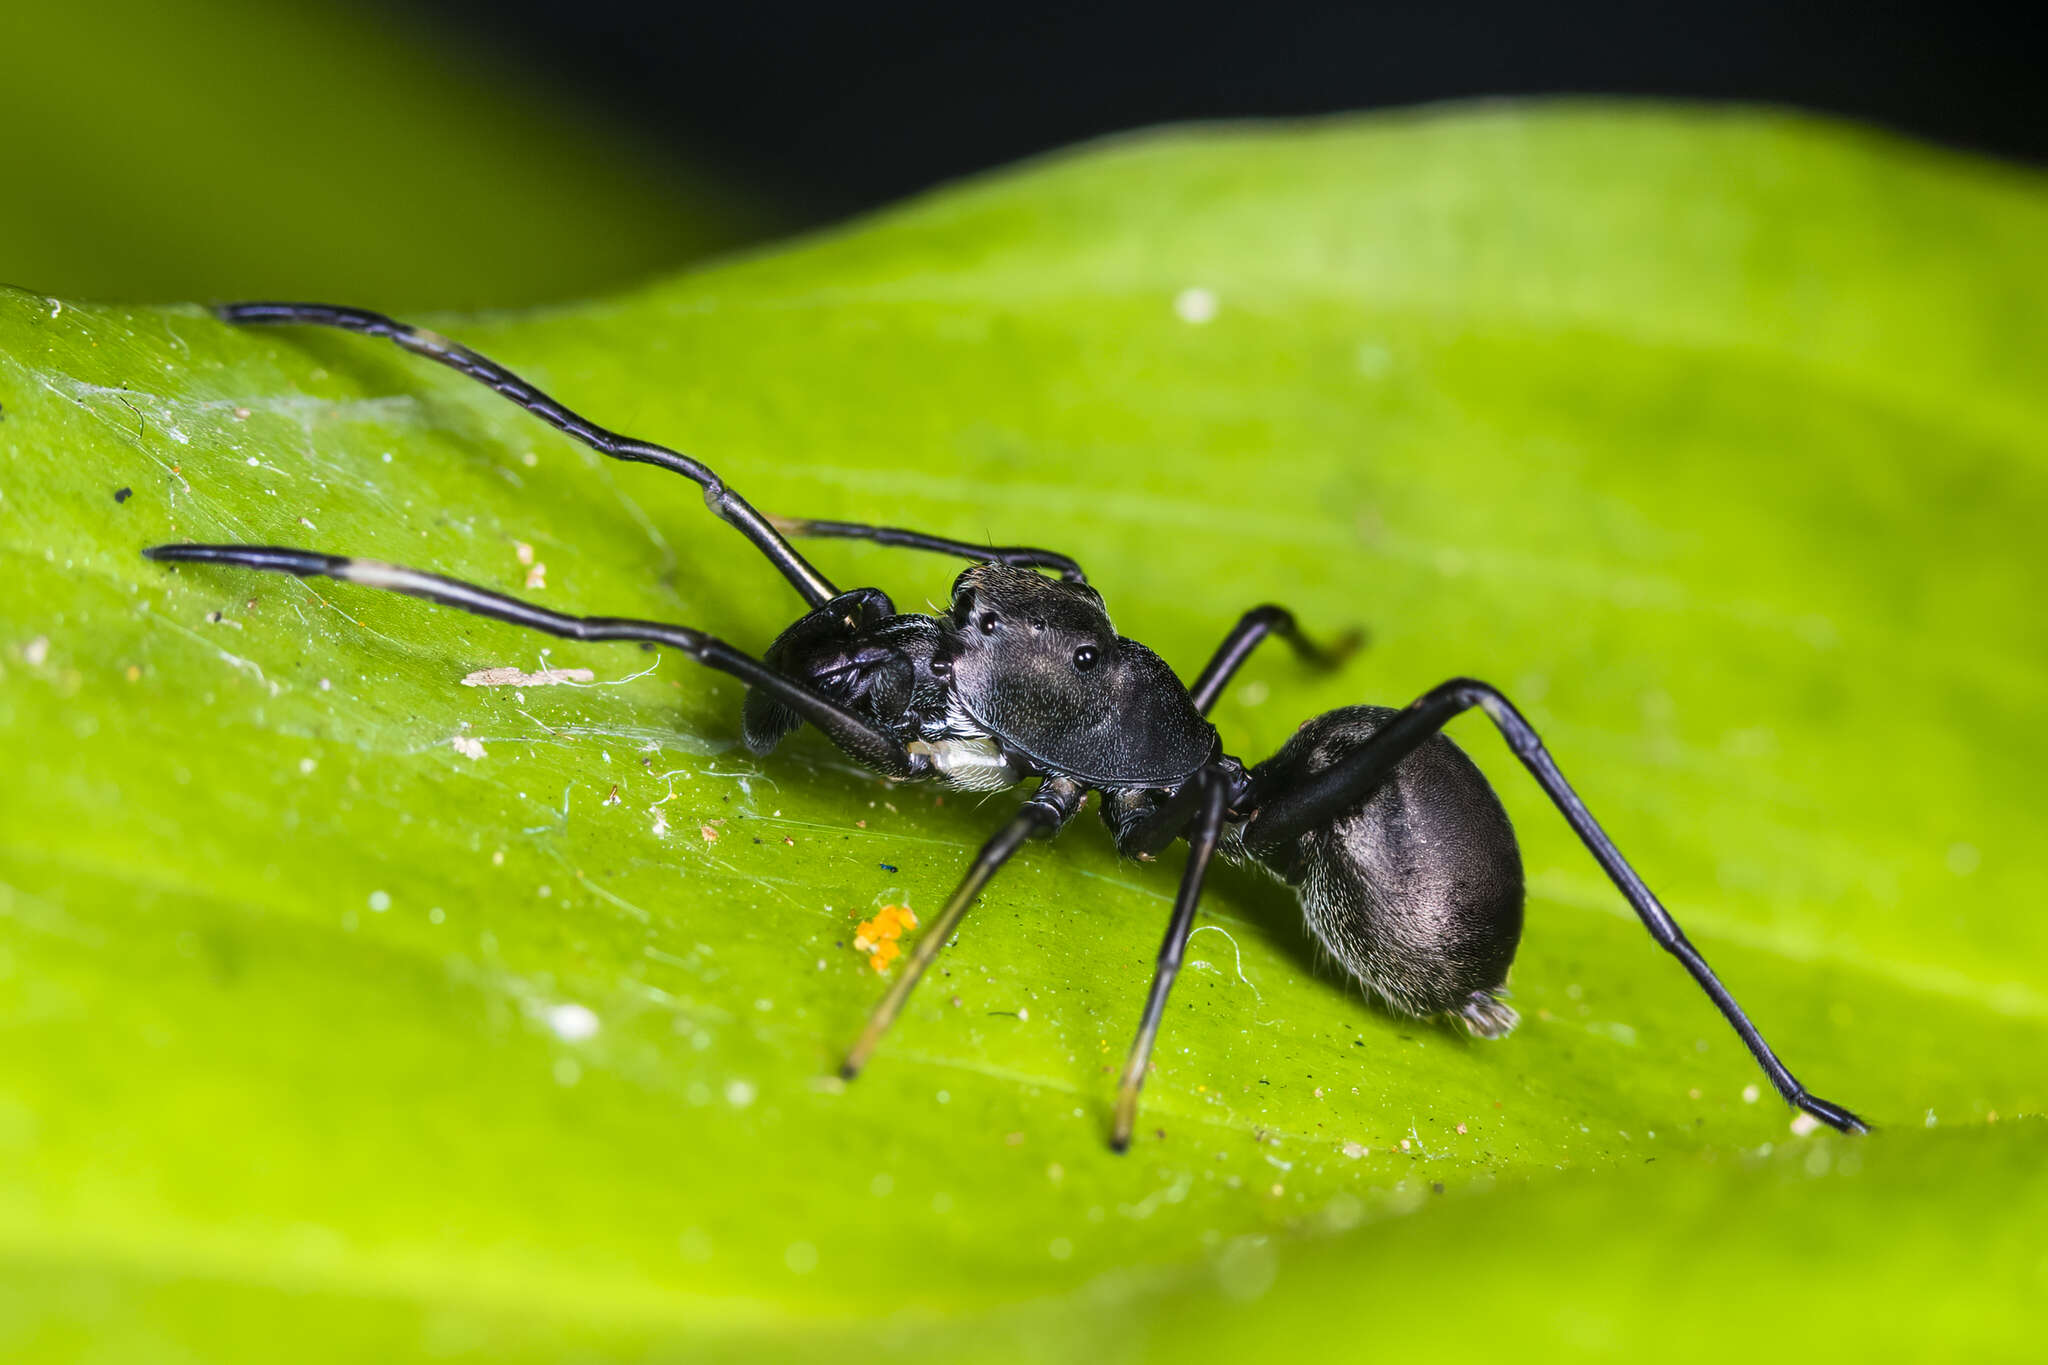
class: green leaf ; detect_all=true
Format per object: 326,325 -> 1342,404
0,0 -> 769,310
2,103 -> 2044,1360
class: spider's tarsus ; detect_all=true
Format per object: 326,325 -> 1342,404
1800,1094 -> 1870,1134
1322,625 -> 1369,667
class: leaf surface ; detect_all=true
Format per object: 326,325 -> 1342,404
2,104 -> 2044,1359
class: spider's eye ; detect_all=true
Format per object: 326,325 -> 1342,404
978,612 -> 999,635
1072,645 -> 1098,672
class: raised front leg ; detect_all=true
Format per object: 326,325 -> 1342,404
217,303 -> 840,606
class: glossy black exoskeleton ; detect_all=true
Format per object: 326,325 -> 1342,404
146,303 -> 1868,1149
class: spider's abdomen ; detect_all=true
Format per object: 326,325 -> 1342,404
1245,706 -> 1524,1034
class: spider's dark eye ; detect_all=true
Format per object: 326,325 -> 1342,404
1072,645 -> 1098,672
978,612 -> 999,635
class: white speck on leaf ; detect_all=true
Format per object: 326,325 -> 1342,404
1175,287 -> 1218,324
546,1003 -> 600,1041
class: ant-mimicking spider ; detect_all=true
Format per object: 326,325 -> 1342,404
147,302 -> 1868,1150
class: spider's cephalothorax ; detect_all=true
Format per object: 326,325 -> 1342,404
146,303 -> 1870,1150
743,564 -> 1217,793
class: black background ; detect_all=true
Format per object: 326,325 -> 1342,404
418,0 -> 2041,220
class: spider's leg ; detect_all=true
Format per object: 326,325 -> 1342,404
1243,679 -> 1868,1134
1111,766 -> 1229,1151
1188,606 -> 1362,714
840,777 -> 1086,1078
770,516 -> 1087,583
143,543 -> 921,779
215,302 -> 837,607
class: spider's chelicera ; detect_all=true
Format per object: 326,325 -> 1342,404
147,302 -> 1867,1149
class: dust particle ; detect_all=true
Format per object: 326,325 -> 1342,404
1175,286 -> 1219,324
23,637 -> 49,667
462,665 -> 594,688
546,1003 -> 600,1041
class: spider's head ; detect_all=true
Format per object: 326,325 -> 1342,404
937,563 -> 1215,786
945,561 -> 1112,671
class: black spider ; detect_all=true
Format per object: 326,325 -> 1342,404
147,302 -> 1867,1150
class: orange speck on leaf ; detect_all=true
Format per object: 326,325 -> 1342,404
853,904 -> 918,973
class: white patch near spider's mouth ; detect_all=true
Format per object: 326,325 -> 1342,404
908,736 -> 1023,791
